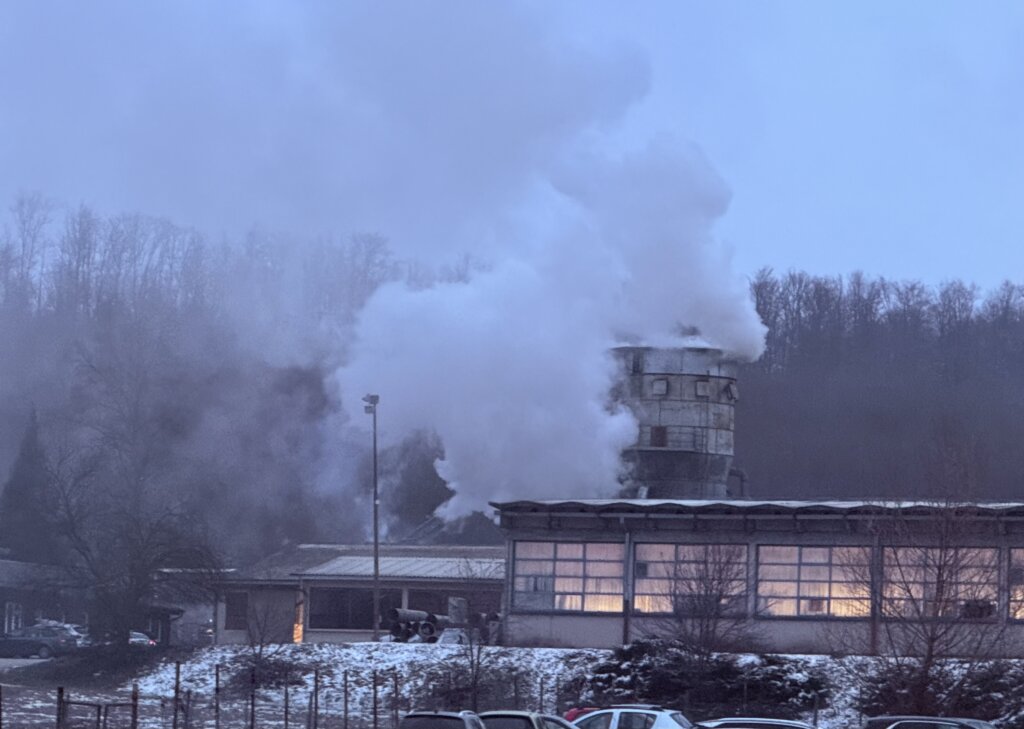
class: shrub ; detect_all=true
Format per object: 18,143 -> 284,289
584,639 -> 829,721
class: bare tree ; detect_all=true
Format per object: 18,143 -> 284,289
636,543 -> 759,661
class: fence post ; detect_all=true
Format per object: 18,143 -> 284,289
95,703 -> 102,729
555,679 -> 561,714
249,668 -> 257,729
1,682 -> 4,729
56,687 -> 65,729
284,674 -> 290,729
392,672 -> 400,729
372,670 -> 379,729
173,661 -> 182,729
343,671 -> 349,729
313,668 -> 320,729
538,678 -> 544,714
214,664 -> 221,729
131,682 -> 139,729
813,693 -> 820,727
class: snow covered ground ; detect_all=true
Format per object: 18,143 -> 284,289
0,644 -> 917,729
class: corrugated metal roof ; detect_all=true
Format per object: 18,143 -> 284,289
226,544 -> 504,582
491,499 -> 1024,519
301,555 -> 504,580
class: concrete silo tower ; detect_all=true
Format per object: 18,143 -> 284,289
613,343 -> 739,499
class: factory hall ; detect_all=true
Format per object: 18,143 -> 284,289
218,343 -> 1024,654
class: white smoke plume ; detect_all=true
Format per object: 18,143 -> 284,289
339,133 -> 766,516
0,0 -> 765,518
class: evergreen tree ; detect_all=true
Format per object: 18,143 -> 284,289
0,411 -> 61,564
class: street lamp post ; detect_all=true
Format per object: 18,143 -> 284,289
362,394 -> 381,641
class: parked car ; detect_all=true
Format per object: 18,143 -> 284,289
864,718 -> 996,729
400,711 -> 487,729
481,710 -> 578,729
573,705 -> 692,729
698,719 -> 815,729
0,625 -> 79,658
129,631 -> 157,647
565,709 -> 600,723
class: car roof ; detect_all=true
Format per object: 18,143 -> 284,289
701,720 -> 813,728
868,718 -> 980,723
482,712 -> 541,717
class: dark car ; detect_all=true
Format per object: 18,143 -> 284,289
698,720 -> 815,729
482,710 -> 577,729
864,717 -> 996,729
401,711 -> 487,729
0,625 -> 79,658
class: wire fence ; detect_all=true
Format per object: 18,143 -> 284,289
0,662 -> 585,729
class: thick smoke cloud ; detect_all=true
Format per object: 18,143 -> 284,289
0,1 -> 765,521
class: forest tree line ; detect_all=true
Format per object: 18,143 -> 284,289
1,193 -> 1023,588
737,269 -> 1024,499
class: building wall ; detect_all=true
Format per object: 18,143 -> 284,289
216,586 -> 299,646
501,506 -> 1024,654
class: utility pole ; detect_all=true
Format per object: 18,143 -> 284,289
363,394 -> 381,641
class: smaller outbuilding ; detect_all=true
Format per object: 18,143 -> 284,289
215,544 -> 504,645
0,557 -> 87,633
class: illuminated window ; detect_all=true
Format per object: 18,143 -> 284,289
633,543 -> 747,615
883,547 -> 998,620
756,545 -> 870,618
513,541 -> 624,613
1010,550 -> 1024,619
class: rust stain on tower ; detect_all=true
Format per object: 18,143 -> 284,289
613,343 -> 739,499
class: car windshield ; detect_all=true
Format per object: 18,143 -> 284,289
671,715 -> 692,729
401,717 -> 468,729
483,717 -> 534,729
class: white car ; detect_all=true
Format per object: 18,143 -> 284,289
574,705 -> 692,729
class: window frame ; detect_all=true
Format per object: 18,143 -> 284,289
755,544 -> 871,620
511,541 -> 625,614
632,542 -> 748,616
882,545 -> 1000,622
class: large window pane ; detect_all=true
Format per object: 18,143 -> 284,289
632,543 -> 747,615
883,547 -> 998,620
513,541 -> 625,613
756,545 -> 870,618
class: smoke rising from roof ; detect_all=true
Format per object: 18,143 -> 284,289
334,16 -> 766,516
0,1 -> 765,521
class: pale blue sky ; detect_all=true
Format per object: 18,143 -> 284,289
573,2 -> 1024,287
1,1 -> 1021,288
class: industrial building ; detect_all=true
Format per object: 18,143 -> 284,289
494,498 -> 1024,654
495,343 -> 1024,654
217,342 -> 1024,655
215,544 -> 503,645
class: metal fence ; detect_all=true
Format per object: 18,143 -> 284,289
0,663 -> 583,729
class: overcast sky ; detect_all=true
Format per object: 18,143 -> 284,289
2,1 -> 1022,288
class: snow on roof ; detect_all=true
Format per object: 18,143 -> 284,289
301,554 -> 504,581
491,498 -> 1024,518
228,544 -> 505,583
